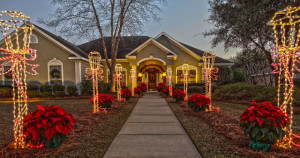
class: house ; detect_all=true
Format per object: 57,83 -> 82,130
0,24 -> 233,93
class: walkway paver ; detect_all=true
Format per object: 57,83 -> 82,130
104,93 -> 201,158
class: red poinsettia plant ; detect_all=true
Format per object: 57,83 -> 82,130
139,83 -> 147,92
173,89 -> 186,102
240,101 -> 289,150
91,94 -> 115,109
157,83 -> 165,92
121,88 -> 132,101
188,94 -> 211,112
134,87 -> 142,96
23,105 -> 74,148
162,86 -> 173,95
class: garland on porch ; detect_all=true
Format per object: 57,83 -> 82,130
140,64 -> 164,73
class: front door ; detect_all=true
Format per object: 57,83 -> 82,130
148,72 -> 156,90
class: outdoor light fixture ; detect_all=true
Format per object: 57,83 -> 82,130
130,68 -> 136,96
162,72 -> 167,77
0,11 -> 38,148
138,72 -> 142,77
202,52 -> 218,111
114,64 -> 124,101
270,6 -> 300,148
86,51 -> 103,113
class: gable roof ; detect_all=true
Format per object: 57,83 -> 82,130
125,38 -> 177,58
78,36 -> 150,59
33,24 -> 88,58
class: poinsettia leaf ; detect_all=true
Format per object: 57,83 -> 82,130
250,127 -> 259,138
45,128 -> 53,140
37,105 -> 46,111
256,117 -> 263,127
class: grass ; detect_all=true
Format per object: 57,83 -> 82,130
0,97 -> 138,157
167,98 -> 300,158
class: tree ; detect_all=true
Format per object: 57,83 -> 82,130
204,0 -> 298,74
215,65 -> 232,85
232,68 -> 246,83
39,0 -> 166,90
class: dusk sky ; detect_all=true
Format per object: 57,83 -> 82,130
0,0 -> 240,59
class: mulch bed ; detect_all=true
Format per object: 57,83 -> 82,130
0,100 -> 134,158
176,101 -> 300,158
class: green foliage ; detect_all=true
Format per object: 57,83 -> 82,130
27,91 -> 40,98
27,85 -> 39,91
54,91 -> 65,97
53,85 -> 65,92
99,82 -> 110,93
0,87 -> 11,98
80,79 -> 92,95
215,66 -> 232,85
40,92 -> 52,98
232,69 -> 246,83
188,102 -> 209,112
67,86 -> 78,96
40,85 -> 52,92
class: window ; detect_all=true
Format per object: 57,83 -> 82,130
48,58 -> 63,85
107,68 -> 127,87
30,34 -> 38,44
176,65 -> 197,83
1,61 -> 12,85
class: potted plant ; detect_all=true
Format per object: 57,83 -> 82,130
173,89 -> 186,102
188,94 -> 211,112
162,86 -> 173,96
23,105 -> 74,148
121,88 -> 132,101
240,101 -> 289,151
157,83 -> 165,92
134,87 -> 142,97
139,83 -> 147,92
91,94 -> 115,109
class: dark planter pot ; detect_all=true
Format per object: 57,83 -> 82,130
250,140 -> 272,152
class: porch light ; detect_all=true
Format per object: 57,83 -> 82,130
138,73 -> 143,77
162,72 -> 167,77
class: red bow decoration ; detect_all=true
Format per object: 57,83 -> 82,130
0,48 -> 39,76
202,67 -> 219,81
85,68 -> 104,81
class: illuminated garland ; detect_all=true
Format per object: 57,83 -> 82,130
140,64 -> 164,73
114,64 -> 124,101
86,52 -> 104,113
270,6 -> 300,148
0,11 -> 38,148
167,68 -> 173,96
182,64 -> 189,100
130,69 -> 136,96
202,52 -> 219,111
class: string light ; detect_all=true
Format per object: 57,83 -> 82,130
114,64 -> 124,101
0,11 -> 38,148
130,68 -> 136,96
270,6 -> 300,148
202,52 -> 219,111
182,64 -> 189,100
86,51 -> 103,113
167,68 -> 173,96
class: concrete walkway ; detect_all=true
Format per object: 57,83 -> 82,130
104,93 -> 201,158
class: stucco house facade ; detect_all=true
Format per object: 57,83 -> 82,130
0,24 -> 233,93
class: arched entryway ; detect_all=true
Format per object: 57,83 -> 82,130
137,60 -> 166,91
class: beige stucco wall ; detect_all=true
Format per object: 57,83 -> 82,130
0,29 -> 77,86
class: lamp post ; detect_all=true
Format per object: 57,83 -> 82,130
115,64 -> 123,101
86,52 -> 103,113
0,11 -> 38,148
182,64 -> 189,100
167,68 -> 172,96
130,68 -> 136,96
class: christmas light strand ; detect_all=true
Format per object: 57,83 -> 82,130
130,69 -> 136,96
167,68 -> 173,96
114,64 -> 124,101
86,52 -> 103,113
0,11 -> 38,148
270,6 -> 300,148
182,64 -> 189,101
202,52 -> 219,111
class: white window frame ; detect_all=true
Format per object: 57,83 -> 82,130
48,58 -> 64,85
30,34 -> 38,44
175,64 -> 197,83
107,68 -> 127,86
1,61 -> 12,85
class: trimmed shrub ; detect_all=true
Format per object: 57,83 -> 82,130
40,92 -> 52,98
81,79 -> 92,95
27,91 -> 40,98
53,85 -> 65,92
0,87 -> 11,98
215,66 -> 232,85
67,86 -> 78,96
27,85 -> 39,91
99,82 -> 110,93
40,85 -> 52,92
54,91 -> 65,97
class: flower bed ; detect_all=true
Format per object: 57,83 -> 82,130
188,94 -> 211,112
139,83 -> 147,92
23,105 -> 74,148
240,101 -> 289,151
157,83 -> 165,92
162,86 -> 173,96
134,87 -> 142,97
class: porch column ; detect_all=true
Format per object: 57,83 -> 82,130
167,65 -> 173,86
75,60 -> 82,94
131,65 -> 137,91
